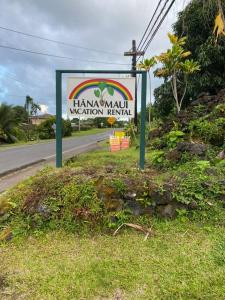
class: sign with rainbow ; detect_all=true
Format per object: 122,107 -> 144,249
67,77 -> 135,118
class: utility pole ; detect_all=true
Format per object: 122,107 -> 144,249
124,40 -> 144,126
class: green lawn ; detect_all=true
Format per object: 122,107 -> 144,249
1,220 -> 225,299
0,128 -> 111,151
1,146 -> 225,299
71,127 -> 111,137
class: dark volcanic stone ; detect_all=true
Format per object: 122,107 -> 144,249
166,149 -> 182,162
156,204 -> 177,218
125,200 -> 144,216
149,128 -> 163,139
176,142 -> 207,157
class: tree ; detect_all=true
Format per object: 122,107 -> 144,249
13,105 -> 28,123
0,103 -> 18,143
25,95 -> 41,118
153,82 -> 176,118
155,33 -> 200,114
138,57 -> 156,127
37,116 -> 72,139
174,0 -> 225,97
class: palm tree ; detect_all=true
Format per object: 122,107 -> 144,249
0,103 -> 17,142
25,95 -> 41,121
30,102 -> 41,116
138,57 -> 156,128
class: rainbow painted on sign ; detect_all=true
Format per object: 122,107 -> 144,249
68,78 -> 133,101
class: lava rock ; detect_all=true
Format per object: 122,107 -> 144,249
104,198 -> 124,211
176,142 -> 207,157
156,203 -> 178,219
125,200 -> 144,216
165,149 -> 182,162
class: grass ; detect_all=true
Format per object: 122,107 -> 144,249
0,128 -> 111,151
66,143 -> 140,169
72,127 -> 112,137
1,219 -> 225,299
1,145 -> 225,299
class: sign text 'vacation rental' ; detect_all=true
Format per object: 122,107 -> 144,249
67,77 -> 135,118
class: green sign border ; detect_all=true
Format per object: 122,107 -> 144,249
55,70 -> 147,169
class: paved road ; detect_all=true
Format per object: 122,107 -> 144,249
0,130 -> 112,176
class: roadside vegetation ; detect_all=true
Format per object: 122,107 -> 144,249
0,100 -> 123,146
0,0 -> 225,299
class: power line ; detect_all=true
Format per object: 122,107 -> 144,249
138,0 -> 171,53
6,94 -> 54,99
0,26 -> 121,56
2,74 -> 41,89
137,0 -> 164,51
143,0 -> 176,53
0,44 -> 129,66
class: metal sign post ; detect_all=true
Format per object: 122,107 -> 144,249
55,69 -> 147,169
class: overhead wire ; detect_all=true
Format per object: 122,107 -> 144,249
0,44 -> 130,66
137,0 -> 164,51
138,0 -> 171,53
0,26 -> 122,56
142,0 -> 176,54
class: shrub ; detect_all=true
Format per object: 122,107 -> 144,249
165,130 -> 185,149
10,127 -> 27,141
189,118 -> 225,146
37,117 -> 72,139
172,161 -> 225,206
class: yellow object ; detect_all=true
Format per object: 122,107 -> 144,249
114,131 -> 125,141
107,117 -> 116,126
213,12 -> 225,41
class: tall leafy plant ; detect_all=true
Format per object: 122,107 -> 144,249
155,33 -> 200,114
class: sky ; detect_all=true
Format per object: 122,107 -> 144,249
0,0 -> 190,116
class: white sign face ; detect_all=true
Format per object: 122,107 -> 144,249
67,77 -> 135,118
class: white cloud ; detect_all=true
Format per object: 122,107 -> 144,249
0,0 -> 191,113
40,104 -> 48,114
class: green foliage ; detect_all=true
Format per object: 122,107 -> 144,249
155,33 -> 200,114
189,117 -> 225,146
153,82 -> 176,117
37,116 -> 72,139
174,0 -> 225,98
165,130 -> 185,149
150,150 -> 165,165
111,178 -> 126,196
124,122 -> 137,145
0,102 -> 18,143
212,238 -> 225,266
25,96 -> 41,117
13,105 -> 28,123
172,161 -> 225,206
10,127 -> 28,142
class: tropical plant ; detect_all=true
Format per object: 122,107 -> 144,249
0,102 -> 18,143
138,57 -> 156,127
13,105 -> 29,123
213,0 -> 225,42
37,116 -> 72,139
25,95 -> 41,118
174,0 -> 225,97
155,33 -> 200,114
165,130 -> 185,149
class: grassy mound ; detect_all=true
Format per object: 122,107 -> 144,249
0,145 -> 225,239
